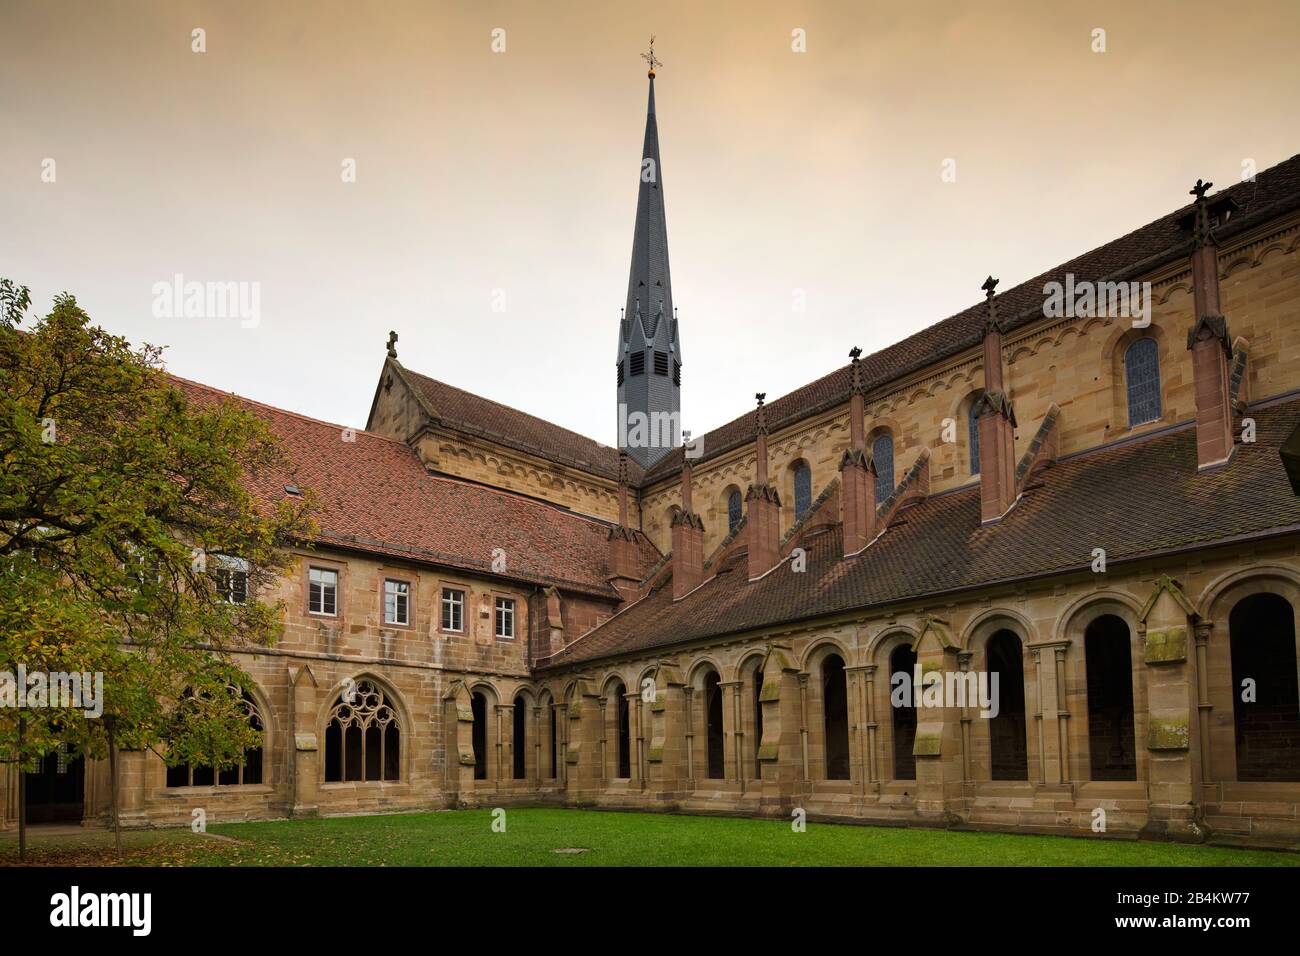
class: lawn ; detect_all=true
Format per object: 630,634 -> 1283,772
1,809 -> 1296,867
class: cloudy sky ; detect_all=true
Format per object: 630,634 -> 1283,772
3,0 -> 1298,444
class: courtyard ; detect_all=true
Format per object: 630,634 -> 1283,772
1,809 -> 1296,867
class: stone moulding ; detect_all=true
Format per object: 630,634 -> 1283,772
1146,715 -> 1190,751
1145,625 -> 1189,664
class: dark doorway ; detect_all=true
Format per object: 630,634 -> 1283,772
987,630 -> 1028,780
823,654 -> 850,780
512,696 -> 527,780
704,671 -> 725,779
890,644 -> 917,780
471,691 -> 488,781
25,747 -> 85,824
1084,615 -> 1137,781
1230,594 -> 1300,781
613,681 -> 631,778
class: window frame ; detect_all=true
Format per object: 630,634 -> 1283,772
307,565 -> 340,618
212,554 -> 250,605
1123,336 -> 1162,428
494,595 -> 517,640
383,577 -> 412,628
440,585 -> 466,635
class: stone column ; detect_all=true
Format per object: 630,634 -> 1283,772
862,664 -> 880,791
847,665 -> 870,796
756,645 -> 803,810
646,662 -> 685,800
1138,576 -> 1206,842
721,680 -> 742,785
911,618 -> 965,823
443,680 -> 476,807
289,664 -> 320,817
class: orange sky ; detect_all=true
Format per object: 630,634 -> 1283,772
2,0 -> 1298,444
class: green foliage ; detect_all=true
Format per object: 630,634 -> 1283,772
0,280 -> 314,779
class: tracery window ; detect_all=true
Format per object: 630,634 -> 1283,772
166,688 -> 264,787
968,395 -> 982,476
324,680 -> 400,783
871,433 -> 894,502
1124,337 -> 1162,427
793,463 -> 812,519
727,489 -> 742,532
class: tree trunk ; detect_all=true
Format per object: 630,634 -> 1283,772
107,722 -> 121,860
17,714 -> 26,863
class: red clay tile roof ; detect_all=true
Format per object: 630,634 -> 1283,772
396,364 -> 643,484
174,377 -> 659,598
641,153 -> 1300,483
541,394 -> 1300,667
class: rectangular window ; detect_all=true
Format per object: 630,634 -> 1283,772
495,596 -> 516,639
653,350 -> 669,376
309,567 -> 337,616
213,555 -> 249,605
441,587 -> 464,632
630,351 -> 645,376
384,579 -> 409,626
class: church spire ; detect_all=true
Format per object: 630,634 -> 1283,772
616,37 -> 681,469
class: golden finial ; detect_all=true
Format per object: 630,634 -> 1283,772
640,35 -> 663,78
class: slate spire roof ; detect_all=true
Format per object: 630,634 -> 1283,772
621,73 -> 676,350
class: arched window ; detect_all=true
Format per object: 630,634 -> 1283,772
548,701 -> 558,780
872,433 -> 894,502
512,695 -> 527,780
889,644 -> 917,781
1124,337 -> 1162,427
612,681 -> 631,779
752,667 -> 764,780
793,462 -> 812,519
1084,616 -> 1137,781
1230,594 -> 1300,781
822,654 -> 850,780
471,691 -> 488,781
968,393 -> 983,476
987,632 -> 1027,780
324,680 -> 400,783
727,489 -> 742,532
704,670 -> 725,780
166,687 -> 264,787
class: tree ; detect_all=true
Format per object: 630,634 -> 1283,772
0,280 -> 315,858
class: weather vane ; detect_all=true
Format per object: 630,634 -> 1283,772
641,35 -> 663,77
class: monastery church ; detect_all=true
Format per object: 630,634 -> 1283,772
8,66 -> 1300,848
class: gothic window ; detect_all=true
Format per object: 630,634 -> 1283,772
727,489 -> 742,532
471,691 -> 488,781
166,688 -> 264,787
512,695 -> 527,780
1084,615 -> 1137,781
548,702 -> 558,780
968,393 -> 983,476
383,579 -> 409,626
495,596 -> 515,639
822,654 -> 850,780
793,462 -> 812,519
890,644 -> 917,781
630,352 -> 645,377
1230,594 -> 1300,781
653,350 -> 669,376
611,680 -> 631,778
323,680 -> 400,783
872,433 -> 894,502
987,631 -> 1028,780
752,668 -> 764,779
441,587 -> 464,632
308,566 -> 337,616
212,555 -> 248,604
1124,337 -> 1162,427
704,670 -> 725,780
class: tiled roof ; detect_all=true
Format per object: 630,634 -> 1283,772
396,364 -> 642,484
641,153 -> 1300,483
540,394 -> 1300,667
175,378 -> 658,598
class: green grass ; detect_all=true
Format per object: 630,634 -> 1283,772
2,809 -> 1297,866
